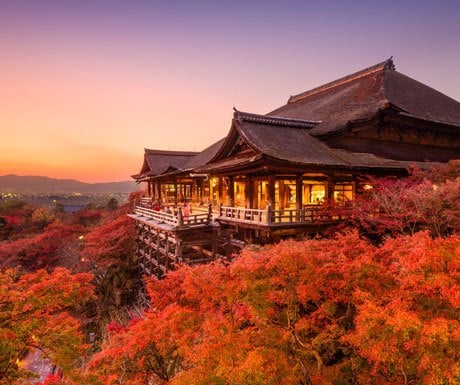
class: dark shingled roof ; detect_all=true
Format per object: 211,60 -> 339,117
197,110 -> 422,172
269,58 -> 460,136
183,138 -> 226,170
132,149 -> 198,180
133,59 -> 459,179
195,154 -> 264,173
240,112 -> 429,169
235,111 -> 340,165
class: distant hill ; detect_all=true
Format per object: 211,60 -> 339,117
0,174 -> 139,194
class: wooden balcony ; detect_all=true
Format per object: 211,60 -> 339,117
217,204 -> 346,228
130,204 -> 213,230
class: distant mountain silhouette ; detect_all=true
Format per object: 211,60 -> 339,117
0,174 -> 138,194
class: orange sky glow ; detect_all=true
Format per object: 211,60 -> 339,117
1,1 -> 459,183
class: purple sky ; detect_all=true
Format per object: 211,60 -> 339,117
1,0 -> 459,182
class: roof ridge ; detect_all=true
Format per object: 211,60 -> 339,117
288,57 -> 395,104
234,110 -> 320,128
144,148 -> 199,156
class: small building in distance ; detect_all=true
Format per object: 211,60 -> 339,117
130,58 -> 460,278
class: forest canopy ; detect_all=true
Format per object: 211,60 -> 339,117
1,166 -> 459,384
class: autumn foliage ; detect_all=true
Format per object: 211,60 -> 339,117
81,215 -> 136,268
0,199 -> 140,384
349,161 -> 460,240
0,222 -> 85,270
84,231 -> 459,385
0,267 -> 94,384
1,165 -> 459,384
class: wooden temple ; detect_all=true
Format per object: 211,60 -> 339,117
129,58 -> 460,277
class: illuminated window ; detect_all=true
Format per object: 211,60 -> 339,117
334,183 -> 353,204
302,181 -> 325,205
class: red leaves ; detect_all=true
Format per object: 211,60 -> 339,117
0,222 -> 84,270
350,162 -> 460,239
81,215 -> 135,267
0,268 -> 94,384
85,230 -> 459,384
37,373 -> 63,385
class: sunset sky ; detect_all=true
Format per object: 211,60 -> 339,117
1,0 -> 459,183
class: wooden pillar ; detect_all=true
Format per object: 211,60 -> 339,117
175,240 -> 182,264
208,203 -> 213,222
225,230 -> 233,259
218,177 -> 223,205
228,176 -> 234,206
296,175 -> 303,220
147,181 -> 152,197
326,175 -> 334,203
152,181 -> 157,201
268,175 -> 276,208
177,207 -> 184,228
174,178 -> 178,204
212,226 -> 218,258
156,229 -> 161,275
266,204 -> 273,224
192,180 -> 197,203
245,177 -> 254,209
296,175 -> 303,210
157,182 -> 162,203
279,180 -> 285,210
165,236 -> 170,272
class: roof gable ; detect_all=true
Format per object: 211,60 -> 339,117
235,111 -> 341,165
207,110 -> 320,163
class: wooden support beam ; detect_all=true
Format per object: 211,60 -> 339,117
157,182 -> 162,203
175,240 -> 182,264
326,175 -> 334,203
228,176 -> 234,206
165,236 -> 170,272
268,175 -> 276,208
245,177 -> 254,209
174,177 -> 178,205
225,230 -> 233,260
212,226 -> 218,258
152,181 -> 157,202
218,177 -> 223,205
156,229 -> 161,273
279,180 -> 285,210
296,175 -> 303,220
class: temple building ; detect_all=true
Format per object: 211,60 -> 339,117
129,58 -> 460,277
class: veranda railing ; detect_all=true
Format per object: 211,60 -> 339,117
218,204 -> 346,225
134,204 -> 212,228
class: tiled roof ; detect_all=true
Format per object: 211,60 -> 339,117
132,149 -> 199,180
183,138 -> 226,170
133,58 -> 459,179
235,112 -> 340,165
233,111 -> 424,170
269,58 -> 460,136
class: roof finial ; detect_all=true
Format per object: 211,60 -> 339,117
233,106 -> 242,124
386,56 -> 395,70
